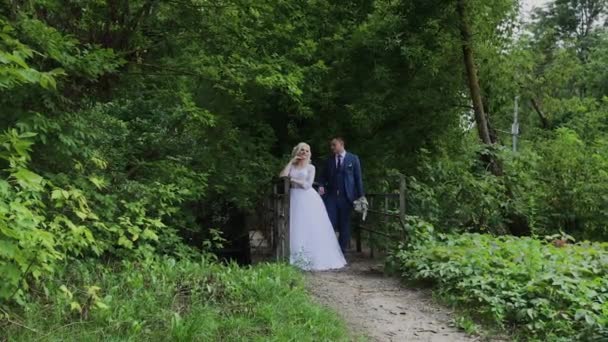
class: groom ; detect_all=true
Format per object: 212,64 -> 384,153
318,137 -> 364,253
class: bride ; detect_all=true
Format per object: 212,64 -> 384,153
279,142 -> 347,271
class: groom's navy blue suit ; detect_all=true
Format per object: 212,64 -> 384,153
319,152 -> 364,252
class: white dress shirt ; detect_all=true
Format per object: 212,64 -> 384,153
335,150 -> 347,168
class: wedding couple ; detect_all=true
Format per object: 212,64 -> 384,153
279,137 -> 364,271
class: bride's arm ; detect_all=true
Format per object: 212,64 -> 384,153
279,158 -> 295,177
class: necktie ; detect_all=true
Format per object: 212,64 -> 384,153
337,155 -> 342,169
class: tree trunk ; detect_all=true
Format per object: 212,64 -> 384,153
457,0 -> 492,146
457,0 -> 502,176
531,98 -> 550,129
456,0 -> 530,236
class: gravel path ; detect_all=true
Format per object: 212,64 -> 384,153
305,255 -> 480,342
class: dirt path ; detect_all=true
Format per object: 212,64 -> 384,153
306,255 -> 479,342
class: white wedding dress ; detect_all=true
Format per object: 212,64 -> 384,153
289,164 -> 346,271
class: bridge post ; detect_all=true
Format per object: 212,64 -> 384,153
399,174 -> 407,240
272,177 -> 291,262
280,177 -> 290,262
272,182 -> 280,260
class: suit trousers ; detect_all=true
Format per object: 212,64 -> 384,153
324,193 -> 352,252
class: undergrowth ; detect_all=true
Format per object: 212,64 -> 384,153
390,219 -> 608,341
1,257 -> 351,341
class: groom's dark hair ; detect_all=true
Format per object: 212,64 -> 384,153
331,136 -> 345,144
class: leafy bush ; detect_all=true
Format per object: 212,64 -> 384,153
0,127 -> 171,303
0,26 -> 106,303
407,146 -> 509,234
391,225 -> 608,341
1,257 -> 351,341
528,128 -> 608,239
406,126 -> 608,240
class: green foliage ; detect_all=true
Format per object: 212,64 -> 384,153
391,229 -> 608,341
405,125 -> 608,240
2,0 -> 516,311
521,128 -> 608,238
0,125 -> 170,303
1,257 -> 351,341
2,0 -> 608,338
407,144 -> 509,234
0,19 -> 66,90
0,23 -> 98,303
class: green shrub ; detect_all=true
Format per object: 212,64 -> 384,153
407,145 -> 510,235
527,128 -> 608,239
407,127 -> 608,240
392,226 -> 608,341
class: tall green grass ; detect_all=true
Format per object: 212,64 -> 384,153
2,257 -> 352,341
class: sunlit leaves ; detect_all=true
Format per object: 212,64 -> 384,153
0,23 -> 66,90
12,168 -> 44,191
117,235 -> 134,249
88,176 -> 106,190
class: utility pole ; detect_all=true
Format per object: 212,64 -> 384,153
511,96 -> 520,152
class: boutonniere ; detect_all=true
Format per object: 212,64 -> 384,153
348,162 -> 353,168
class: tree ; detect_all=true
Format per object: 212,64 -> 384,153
457,0 -> 495,148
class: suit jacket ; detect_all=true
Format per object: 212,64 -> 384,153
318,152 -> 364,203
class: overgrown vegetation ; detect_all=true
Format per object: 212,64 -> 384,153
2,256 -> 351,341
381,2 -> 608,340
389,219 -> 608,341
406,127 -> 608,240
2,0 -> 608,339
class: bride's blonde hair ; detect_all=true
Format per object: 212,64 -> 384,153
291,142 -> 311,164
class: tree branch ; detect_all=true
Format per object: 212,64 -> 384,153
530,98 -> 550,129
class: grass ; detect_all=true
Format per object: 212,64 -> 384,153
1,256 -> 353,341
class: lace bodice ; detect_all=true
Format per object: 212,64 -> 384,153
289,164 -> 315,190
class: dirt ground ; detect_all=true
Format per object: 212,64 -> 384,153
305,255 -> 482,342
